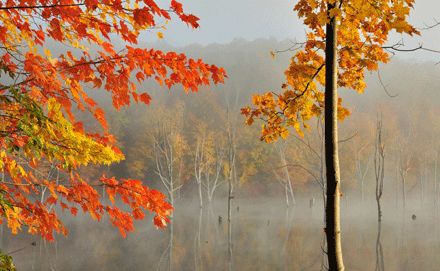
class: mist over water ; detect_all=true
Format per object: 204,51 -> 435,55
1,0 -> 440,267
2,37 -> 440,270
2,194 -> 440,270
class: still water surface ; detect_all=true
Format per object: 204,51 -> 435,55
3,197 -> 439,270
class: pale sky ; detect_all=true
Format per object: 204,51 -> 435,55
155,0 -> 440,60
160,0 -> 302,45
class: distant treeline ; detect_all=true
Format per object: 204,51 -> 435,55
80,39 -> 440,204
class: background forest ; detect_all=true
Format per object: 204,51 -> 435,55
3,38 -> 440,270
2,0 -> 440,270
88,38 -> 440,206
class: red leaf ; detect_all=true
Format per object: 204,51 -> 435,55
139,93 -> 151,104
70,207 -> 78,216
94,108 -> 108,129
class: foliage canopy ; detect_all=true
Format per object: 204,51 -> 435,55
0,0 -> 225,240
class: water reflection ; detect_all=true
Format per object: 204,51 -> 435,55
2,198 -> 440,270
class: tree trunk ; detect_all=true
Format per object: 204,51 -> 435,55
285,167 -> 296,206
198,181 -> 203,209
228,185 -> 233,271
375,220 -> 385,271
194,208 -> 203,271
227,165 -> 234,271
288,179 -> 295,207
402,174 -> 406,210
361,178 -> 364,204
374,117 -> 385,271
435,152 -> 438,209
419,171 -> 424,207
226,108 -> 235,271
395,164 -> 399,209
324,3 -> 345,270
169,193 -> 174,271
278,143 -> 296,207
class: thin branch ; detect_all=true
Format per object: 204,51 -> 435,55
377,70 -> 398,98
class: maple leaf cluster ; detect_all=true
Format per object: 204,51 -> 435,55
242,0 -> 418,142
0,0 -> 225,240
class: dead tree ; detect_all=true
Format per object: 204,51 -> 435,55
153,124 -> 185,271
226,108 -> 236,271
355,143 -> 372,203
273,141 -> 296,207
398,150 -> 411,211
193,208 -> 203,271
194,133 -> 225,207
374,117 -> 385,221
272,168 -> 294,208
205,146 -> 224,204
290,119 -> 327,270
194,136 -> 207,209
153,124 -> 184,209
418,155 -> 428,207
374,117 -> 385,271
435,150 -> 439,210
292,118 -> 326,206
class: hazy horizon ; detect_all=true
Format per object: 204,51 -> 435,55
150,0 -> 440,61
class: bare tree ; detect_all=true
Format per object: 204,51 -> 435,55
435,150 -> 439,209
291,118 -> 326,205
355,143 -> 372,203
398,149 -> 411,211
205,146 -> 224,204
153,123 -> 186,271
374,118 -> 385,220
153,123 -> 186,209
273,141 -> 296,207
374,116 -> 385,271
194,136 -> 207,209
418,155 -> 428,207
289,119 -> 328,270
193,208 -> 203,271
194,132 -> 225,207
226,108 -> 237,271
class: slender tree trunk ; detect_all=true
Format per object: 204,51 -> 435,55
280,145 -> 296,206
282,208 -> 294,270
395,164 -> 399,209
435,151 -> 440,253
198,182 -> 203,209
435,153 -> 438,209
324,3 -> 344,270
169,193 -> 174,271
284,166 -> 296,206
374,117 -> 385,271
419,172 -> 423,207
194,208 -> 203,271
226,108 -> 235,271
402,174 -> 406,210
376,198 -> 382,223
360,179 -> 364,203
227,174 -> 233,271
375,220 -> 384,271
288,179 -> 295,206
228,177 -> 234,271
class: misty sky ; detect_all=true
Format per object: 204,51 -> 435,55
153,0 -> 440,60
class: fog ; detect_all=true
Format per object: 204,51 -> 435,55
156,0 -> 440,61
3,197 -> 440,270
2,35 -> 440,270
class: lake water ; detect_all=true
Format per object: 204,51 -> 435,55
2,197 -> 439,270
